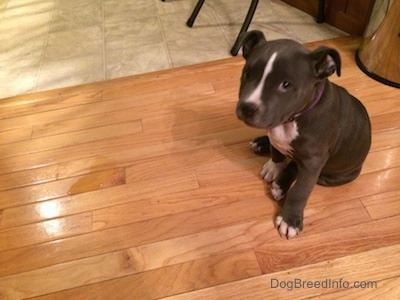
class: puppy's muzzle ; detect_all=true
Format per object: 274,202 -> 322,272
236,102 -> 259,121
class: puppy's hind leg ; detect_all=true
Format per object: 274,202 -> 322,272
271,161 -> 298,201
318,167 -> 362,186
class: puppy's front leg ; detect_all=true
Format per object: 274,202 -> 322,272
260,146 -> 286,182
275,159 -> 325,239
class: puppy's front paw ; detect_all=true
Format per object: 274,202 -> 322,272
260,159 -> 286,182
275,215 -> 301,239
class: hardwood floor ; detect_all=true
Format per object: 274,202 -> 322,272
0,36 -> 399,299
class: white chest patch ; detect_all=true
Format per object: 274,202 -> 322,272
266,121 -> 299,156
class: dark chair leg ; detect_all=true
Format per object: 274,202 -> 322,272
167,0 -> 324,55
184,0 -> 259,56
230,0 -> 259,56
186,0 -> 205,27
316,0 -> 325,23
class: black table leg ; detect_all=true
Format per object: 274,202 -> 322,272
186,0 -> 205,27
230,0 -> 259,56
185,0 -> 259,56
316,0 -> 325,23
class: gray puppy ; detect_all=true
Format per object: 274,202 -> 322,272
236,30 -> 371,238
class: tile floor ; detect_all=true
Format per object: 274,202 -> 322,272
0,0 -> 346,99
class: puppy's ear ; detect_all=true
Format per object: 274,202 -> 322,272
239,30 -> 266,59
310,46 -> 341,78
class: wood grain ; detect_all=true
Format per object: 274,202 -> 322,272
26,250 -> 262,300
163,244 -> 400,300
0,36 -> 399,299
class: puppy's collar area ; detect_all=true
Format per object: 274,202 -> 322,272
287,84 -> 325,123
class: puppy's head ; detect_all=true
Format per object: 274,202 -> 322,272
236,30 -> 341,129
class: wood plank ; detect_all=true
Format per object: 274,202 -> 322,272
0,168 -> 125,212
0,82 -> 214,132
0,120 -> 143,159
254,216 -> 400,274
370,128 -> 400,151
361,188 -> 400,220
52,141 -> 232,185
1,170 -> 199,224
310,276 -> 400,299
1,249 -> 261,300
140,90 -> 238,131
362,147 -> 400,174
0,122 -> 400,180
101,59 -> 242,100
31,108 -> 144,139
0,165 -> 58,193
4,148 -> 390,230
0,194 -> 266,277
195,158 -> 263,187
0,133 -> 221,175
0,212 -> 92,252
0,183 -> 265,230
302,199 -> 371,232
308,166 -> 400,207
370,111 -> 400,133
55,155 -> 122,178
29,250 -> 261,300
0,247 -> 143,299
0,90 -> 102,118
122,205 -> 373,274
0,127 -> 32,145
196,160 -> 400,209
162,244 -> 400,300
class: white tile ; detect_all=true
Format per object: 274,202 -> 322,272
159,7 -> 222,42
106,42 -> 171,79
36,55 -> 104,92
4,0 -> 54,18
105,17 -> 163,49
44,26 -> 103,61
0,65 -> 38,99
155,0 -> 197,15
50,2 -> 102,32
104,0 -> 157,23
167,36 -> 231,68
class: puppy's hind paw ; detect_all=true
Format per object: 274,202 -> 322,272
271,182 -> 284,201
275,216 -> 299,239
250,136 -> 270,155
260,159 -> 286,183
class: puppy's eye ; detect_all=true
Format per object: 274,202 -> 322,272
278,81 -> 292,92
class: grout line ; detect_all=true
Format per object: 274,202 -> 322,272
33,0 -> 56,93
154,0 -> 174,69
266,0 -> 304,42
0,0 -> 8,25
207,1 -> 234,50
102,0 -> 107,80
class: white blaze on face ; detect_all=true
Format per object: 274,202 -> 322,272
245,51 -> 278,106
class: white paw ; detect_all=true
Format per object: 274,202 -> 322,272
275,216 -> 299,239
271,182 -> 284,201
250,141 -> 261,153
260,159 -> 286,182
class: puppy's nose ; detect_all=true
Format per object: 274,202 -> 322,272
237,102 -> 258,119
